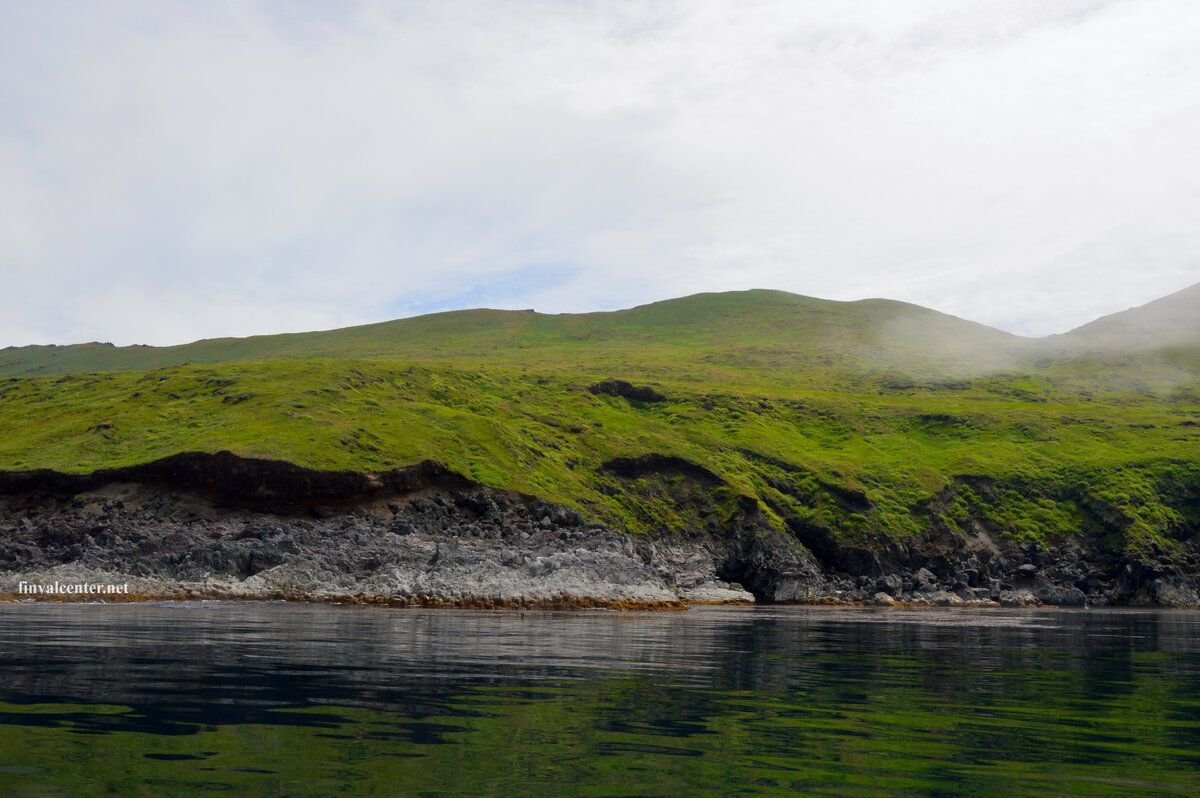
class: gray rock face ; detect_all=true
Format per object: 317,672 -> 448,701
0,486 -> 763,607
1033,583 -> 1087,607
999,590 -> 1039,608
1130,578 -> 1200,608
928,590 -> 964,607
875,574 -> 903,596
1,474 -> 1197,608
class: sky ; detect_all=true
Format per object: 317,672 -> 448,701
2,0 -> 1199,346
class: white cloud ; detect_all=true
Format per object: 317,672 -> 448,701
1,0 -> 1198,345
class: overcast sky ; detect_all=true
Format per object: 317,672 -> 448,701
2,0 -> 1198,346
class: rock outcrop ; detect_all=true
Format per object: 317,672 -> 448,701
1,453 -> 1197,608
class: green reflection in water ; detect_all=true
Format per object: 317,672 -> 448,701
0,606 -> 1197,796
1,662 -> 1198,796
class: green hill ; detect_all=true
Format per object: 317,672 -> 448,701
1031,282 -> 1200,396
1053,282 -> 1200,352
1,287 -> 1198,559
0,290 -> 1029,382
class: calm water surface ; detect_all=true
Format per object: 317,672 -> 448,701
0,602 -> 1197,796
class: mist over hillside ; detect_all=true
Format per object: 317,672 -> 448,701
2,284 -> 1197,389
1051,282 -> 1200,351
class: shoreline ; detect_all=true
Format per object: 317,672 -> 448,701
0,589 -> 694,611
6,592 -> 1200,612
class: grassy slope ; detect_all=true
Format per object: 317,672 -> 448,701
2,289 -> 1198,555
0,291 -> 1029,380
1050,281 -> 1200,351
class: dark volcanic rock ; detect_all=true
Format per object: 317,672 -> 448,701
715,497 -> 826,602
0,478 -> 758,607
875,574 -> 903,596
1,453 -> 1197,608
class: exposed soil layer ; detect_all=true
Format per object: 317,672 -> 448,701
0,451 -> 473,513
587,380 -> 668,403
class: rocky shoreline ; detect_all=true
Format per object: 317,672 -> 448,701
0,475 -> 754,609
2,453 -> 1198,609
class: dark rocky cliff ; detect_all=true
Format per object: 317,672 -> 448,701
1,452 -> 1197,608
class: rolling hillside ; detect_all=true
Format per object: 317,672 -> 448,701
1053,282 -> 1200,351
1032,282 -> 1200,395
0,290 -> 1030,383
1,285 -> 1198,560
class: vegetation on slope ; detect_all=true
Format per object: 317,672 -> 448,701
0,290 -> 1030,381
1,287 -> 1198,558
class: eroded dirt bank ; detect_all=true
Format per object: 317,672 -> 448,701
1,453 -> 1197,608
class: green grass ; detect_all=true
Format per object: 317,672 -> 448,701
0,290 -> 1030,380
1,289 -> 1198,555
